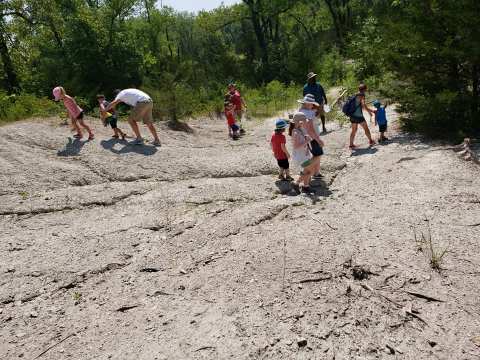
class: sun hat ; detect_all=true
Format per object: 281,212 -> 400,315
275,119 -> 288,130
373,100 -> 381,108
52,86 -> 63,101
292,112 -> 307,123
297,94 -> 319,106
307,72 -> 317,80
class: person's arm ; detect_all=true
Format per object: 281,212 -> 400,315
320,86 -> 327,105
280,142 -> 290,158
105,99 -> 121,112
361,97 -> 375,115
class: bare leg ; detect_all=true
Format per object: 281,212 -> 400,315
128,118 -> 142,139
349,123 -> 358,147
146,122 -> 160,143
320,115 -> 326,132
77,119 -> 93,136
360,121 -> 374,143
71,119 -> 82,136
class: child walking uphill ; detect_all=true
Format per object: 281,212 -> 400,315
373,100 -> 388,142
53,86 -> 94,140
97,94 -> 127,140
289,112 -> 317,194
271,119 -> 293,181
224,95 -> 240,139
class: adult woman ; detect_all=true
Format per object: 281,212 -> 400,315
349,83 -> 376,149
298,95 -> 324,179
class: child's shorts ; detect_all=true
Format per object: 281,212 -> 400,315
378,123 -> 387,132
106,116 -> 118,129
277,158 -> 289,169
230,123 -> 239,132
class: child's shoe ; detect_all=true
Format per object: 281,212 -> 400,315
73,133 -> 82,139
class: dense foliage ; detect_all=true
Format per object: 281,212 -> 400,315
0,0 -> 478,138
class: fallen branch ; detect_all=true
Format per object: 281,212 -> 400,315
33,333 -> 76,359
115,304 -> 139,312
405,309 -> 429,326
405,291 -> 444,302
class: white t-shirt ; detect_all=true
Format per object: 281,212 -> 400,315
115,89 -> 152,107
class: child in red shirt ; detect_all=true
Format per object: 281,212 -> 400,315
271,119 -> 293,181
224,96 -> 239,139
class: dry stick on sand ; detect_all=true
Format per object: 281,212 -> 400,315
405,291 -> 444,303
33,332 -> 76,359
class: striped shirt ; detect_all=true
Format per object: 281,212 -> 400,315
63,95 -> 83,119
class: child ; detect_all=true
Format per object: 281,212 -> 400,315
271,119 -> 293,181
373,100 -> 388,142
53,86 -> 94,140
97,94 -> 127,140
224,95 -> 240,139
289,112 -> 317,194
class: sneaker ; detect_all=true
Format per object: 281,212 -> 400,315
132,138 -> 144,145
285,175 -> 294,182
369,140 -> 376,146
239,128 -> 246,135
73,133 -> 82,139
349,144 -> 357,149
152,140 -> 161,147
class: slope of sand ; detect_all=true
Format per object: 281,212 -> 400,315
1,109 -> 479,359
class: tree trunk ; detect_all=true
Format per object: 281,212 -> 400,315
0,20 -> 19,93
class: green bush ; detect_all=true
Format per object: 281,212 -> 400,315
0,92 -> 61,125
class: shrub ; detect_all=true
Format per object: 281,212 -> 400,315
0,91 -> 61,124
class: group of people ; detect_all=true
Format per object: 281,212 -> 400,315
270,72 -> 389,194
53,86 -> 161,146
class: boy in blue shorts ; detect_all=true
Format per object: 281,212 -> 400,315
373,100 -> 388,142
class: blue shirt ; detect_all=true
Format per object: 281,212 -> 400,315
303,83 -> 327,105
376,107 -> 387,125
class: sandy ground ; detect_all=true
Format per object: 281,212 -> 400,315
0,107 -> 479,360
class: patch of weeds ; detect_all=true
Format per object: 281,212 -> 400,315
413,220 -> 448,271
72,292 -> 82,303
18,191 -> 28,200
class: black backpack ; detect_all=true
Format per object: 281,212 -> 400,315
342,95 -> 359,116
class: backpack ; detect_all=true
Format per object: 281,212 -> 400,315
342,95 -> 359,116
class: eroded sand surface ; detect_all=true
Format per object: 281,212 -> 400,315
1,110 -> 479,359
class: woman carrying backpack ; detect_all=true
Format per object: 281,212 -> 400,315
344,83 -> 376,149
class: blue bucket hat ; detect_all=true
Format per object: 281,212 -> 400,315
275,119 -> 288,130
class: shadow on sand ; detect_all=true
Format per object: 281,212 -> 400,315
100,138 -> 158,156
275,177 -> 333,204
350,147 -> 378,156
57,137 -> 88,157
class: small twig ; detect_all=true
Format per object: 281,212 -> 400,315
33,333 -> 76,359
361,283 -> 403,308
298,274 -> 332,283
405,310 -> 429,326
195,346 -> 215,352
282,236 -> 287,292
115,304 -> 139,312
325,222 -> 337,230
405,291 -> 444,302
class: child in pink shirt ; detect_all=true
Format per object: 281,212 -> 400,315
53,86 -> 94,140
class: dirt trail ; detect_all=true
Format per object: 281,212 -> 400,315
1,108 -> 479,360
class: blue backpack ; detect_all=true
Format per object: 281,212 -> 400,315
342,95 -> 359,116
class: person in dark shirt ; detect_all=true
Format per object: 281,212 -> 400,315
303,72 -> 328,133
